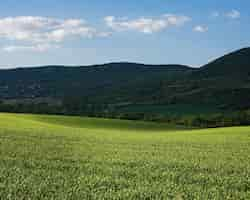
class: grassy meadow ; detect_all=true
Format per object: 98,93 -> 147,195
0,113 -> 249,199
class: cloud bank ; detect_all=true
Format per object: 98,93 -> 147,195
0,10 -> 241,53
104,14 -> 191,34
0,16 -> 109,52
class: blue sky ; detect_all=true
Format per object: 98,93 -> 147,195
0,0 -> 249,68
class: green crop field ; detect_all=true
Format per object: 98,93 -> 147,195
0,113 -> 249,199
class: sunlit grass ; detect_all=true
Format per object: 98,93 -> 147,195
0,113 -> 249,199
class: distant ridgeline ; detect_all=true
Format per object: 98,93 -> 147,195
1,47 -> 250,127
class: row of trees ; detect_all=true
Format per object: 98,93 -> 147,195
1,100 -> 250,128
110,111 -> 250,128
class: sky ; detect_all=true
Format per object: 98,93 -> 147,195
0,0 -> 249,68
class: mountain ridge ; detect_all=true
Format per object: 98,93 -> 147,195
0,46 -> 249,72
199,47 -> 250,75
0,62 -> 193,72
0,47 -> 250,116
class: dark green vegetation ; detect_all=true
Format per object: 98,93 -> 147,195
0,47 -> 250,126
0,113 -> 249,199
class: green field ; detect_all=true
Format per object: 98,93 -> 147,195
0,113 -> 249,199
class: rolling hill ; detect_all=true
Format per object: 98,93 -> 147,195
200,47 -> 250,76
0,113 -> 250,199
0,63 -> 192,101
0,47 -> 250,116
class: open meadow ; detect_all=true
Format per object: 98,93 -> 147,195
0,113 -> 249,199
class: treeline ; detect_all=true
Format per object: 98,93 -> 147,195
107,111 -> 250,128
173,112 -> 250,128
0,102 -> 63,115
1,100 -> 250,128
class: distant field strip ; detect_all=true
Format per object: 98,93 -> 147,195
0,113 -> 249,199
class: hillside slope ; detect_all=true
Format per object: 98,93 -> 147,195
0,63 -> 192,102
200,47 -> 250,76
0,47 -> 250,115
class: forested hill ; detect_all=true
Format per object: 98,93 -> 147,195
0,47 -> 250,120
199,47 -> 250,76
0,63 -> 193,102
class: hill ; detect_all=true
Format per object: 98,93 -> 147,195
0,63 -> 192,101
184,47 -> 250,109
200,47 -> 250,76
0,47 -> 250,118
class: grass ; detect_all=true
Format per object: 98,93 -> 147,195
0,113 -> 249,199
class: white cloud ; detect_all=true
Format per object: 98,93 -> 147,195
0,16 -> 110,52
226,10 -> 240,19
193,25 -> 208,33
2,44 -> 59,53
211,11 -> 220,18
104,14 -> 191,34
211,10 -> 241,20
